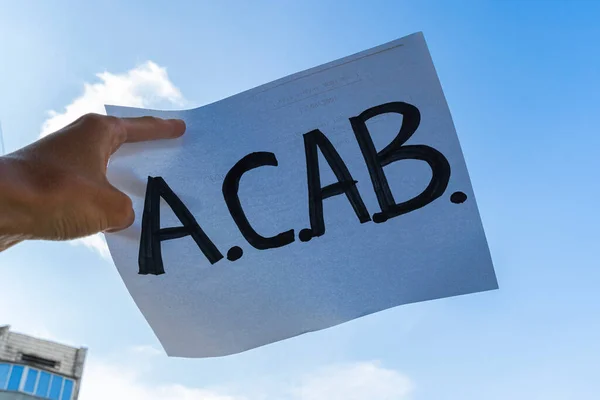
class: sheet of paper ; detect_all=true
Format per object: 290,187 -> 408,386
105,32 -> 497,358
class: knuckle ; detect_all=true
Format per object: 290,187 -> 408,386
77,114 -> 113,138
79,114 -> 121,130
79,113 -> 127,144
142,116 -> 163,125
109,118 -> 127,142
104,115 -> 120,126
78,113 -> 105,127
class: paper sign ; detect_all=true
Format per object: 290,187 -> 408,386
105,32 -> 497,358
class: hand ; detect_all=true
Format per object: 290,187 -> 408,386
0,114 -> 185,251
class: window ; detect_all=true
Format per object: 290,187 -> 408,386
0,363 -> 10,390
21,354 -> 59,369
61,379 -> 74,400
48,375 -> 63,400
0,362 -> 74,400
35,371 -> 51,397
23,367 -> 39,393
6,364 -> 24,391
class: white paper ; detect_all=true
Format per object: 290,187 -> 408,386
105,32 -> 497,358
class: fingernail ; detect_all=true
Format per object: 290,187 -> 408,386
168,119 -> 186,135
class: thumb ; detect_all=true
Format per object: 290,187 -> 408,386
98,184 -> 135,232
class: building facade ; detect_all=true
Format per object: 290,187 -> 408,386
0,326 -> 86,400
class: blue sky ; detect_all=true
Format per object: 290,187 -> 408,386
1,0 -> 599,398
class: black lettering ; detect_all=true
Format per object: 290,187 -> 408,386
223,152 -> 295,250
303,129 -> 370,240
139,176 -> 223,275
349,101 -> 451,223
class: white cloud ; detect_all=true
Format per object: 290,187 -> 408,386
39,61 -> 186,259
80,358 -> 241,400
78,353 -> 412,400
129,344 -> 163,357
76,235 -> 111,260
40,61 -> 185,137
292,362 -> 413,400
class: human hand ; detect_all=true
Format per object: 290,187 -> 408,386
0,114 -> 185,251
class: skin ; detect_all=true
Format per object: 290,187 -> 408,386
0,113 -> 186,251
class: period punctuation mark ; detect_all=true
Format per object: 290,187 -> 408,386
227,246 -> 244,261
450,191 -> 467,204
298,229 -> 313,242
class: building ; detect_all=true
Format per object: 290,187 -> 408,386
0,326 -> 86,400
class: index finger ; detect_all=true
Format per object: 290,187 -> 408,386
120,116 -> 186,143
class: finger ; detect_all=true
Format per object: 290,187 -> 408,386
96,184 -> 135,232
120,116 -> 186,144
